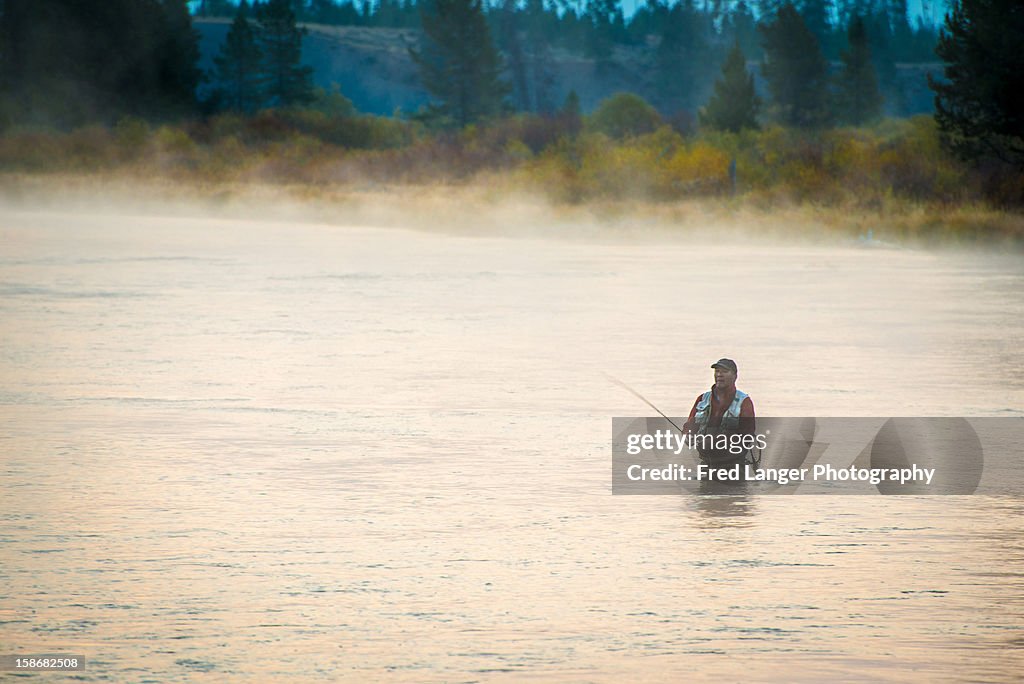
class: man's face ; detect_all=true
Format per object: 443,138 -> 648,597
714,366 -> 737,389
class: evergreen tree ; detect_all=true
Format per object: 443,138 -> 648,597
215,0 -> 264,112
797,0 -> 837,59
399,0 -> 422,29
556,7 -> 589,55
929,0 -> 1024,168
627,0 -> 660,44
654,0 -> 712,113
375,0 -> 403,27
886,0 -> 913,61
308,0 -> 360,24
757,0 -> 785,19
0,0 -> 201,125
256,0 -> 315,106
908,16 -> 940,63
410,0 -> 509,127
490,0 -> 555,114
583,0 -> 617,69
0,0 -> 37,110
523,0 -> 557,113
157,0 -> 202,115
760,2 -> 832,128
494,0 -> 531,111
725,1 -> 761,60
699,41 -> 760,132
864,4 -> 899,111
291,0 -> 312,22
836,15 -> 882,125
199,0 -> 236,17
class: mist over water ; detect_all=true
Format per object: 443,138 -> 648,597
1,205 -> 1023,681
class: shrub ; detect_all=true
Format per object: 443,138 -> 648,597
64,125 -> 117,170
114,117 -> 150,160
0,129 -> 64,172
587,93 -> 663,140
661,140 -> 732,196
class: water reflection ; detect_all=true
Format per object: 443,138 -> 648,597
690,492 -> 756,524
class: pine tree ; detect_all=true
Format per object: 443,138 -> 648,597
929,0 -> 1024,167
836,16 -> 882,125
256,0 -> 315,106
201,0 -> 236,17
797,0 -> 836,59
699,42 -> 760,132
376,0 -> 402,27
410,0 -> 509,127
0,0 -> 201,125
156,0 -> 202,115
583,0 -> 617,69
760,2 -> 832,128
308,0 -> 361,25
523,0 -> 556,113
215,0 -> 264,112
726,1 -> 761,60
654,0 -> 712,113
494,0 -> 531,111
864,5 -> 898,111
290,0 -> 311,22
0,0 -> 37,112
757,0 -> 785,19
886,0 -> 913,61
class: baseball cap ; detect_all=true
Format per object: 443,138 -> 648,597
711,358 -> 738,373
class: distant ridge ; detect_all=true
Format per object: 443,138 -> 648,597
195,19 -> 940,118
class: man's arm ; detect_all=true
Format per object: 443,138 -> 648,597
681,394 -> 703,434
740,397 -> 754,417
739,396 -> 755,435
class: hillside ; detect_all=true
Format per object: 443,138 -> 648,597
183,20 -> 941,119
195,19 -> 662,116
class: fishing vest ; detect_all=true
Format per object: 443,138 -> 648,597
693,388 -> 748,435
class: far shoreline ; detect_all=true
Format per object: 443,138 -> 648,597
2,171 -> 1022,253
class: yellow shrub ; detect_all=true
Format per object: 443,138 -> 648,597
114,117 -> 150,160
661,142 -> 730,195
153,126 -> 197,156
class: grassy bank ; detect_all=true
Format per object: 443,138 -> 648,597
1,110 -> 1022,247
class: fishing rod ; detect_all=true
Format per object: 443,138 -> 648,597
605,373 -> 763,469
603,373 -> 686,434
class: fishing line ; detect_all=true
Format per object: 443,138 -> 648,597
602,372 -> 685,434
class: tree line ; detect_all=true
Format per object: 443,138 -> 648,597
198,0 -> 941,65
413,0 -> 900,129
0,0 -> 1021,173
0,0 -> 940,125
198,0 -> 941,117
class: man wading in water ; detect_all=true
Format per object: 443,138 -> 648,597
682,358 -> 756,468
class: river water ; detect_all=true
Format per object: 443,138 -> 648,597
1,207 -> 1023,682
